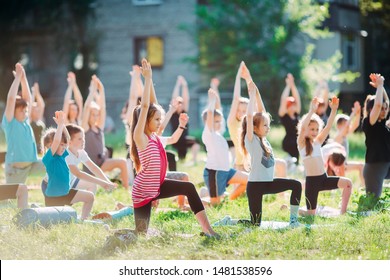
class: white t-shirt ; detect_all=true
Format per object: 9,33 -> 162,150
65,149 -> 91,184
202,126 -> 230,171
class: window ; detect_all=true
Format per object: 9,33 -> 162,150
342,34 -> 359,70
132,0 -> 162,6
134,36 -> 164,68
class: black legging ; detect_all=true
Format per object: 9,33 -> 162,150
134,179 -> 204,233
246,179 -> 302,225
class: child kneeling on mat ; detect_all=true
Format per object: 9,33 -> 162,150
41,111 -> 94,220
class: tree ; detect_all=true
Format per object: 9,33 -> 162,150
0,0 -> 98,102
194,0 -> 350,115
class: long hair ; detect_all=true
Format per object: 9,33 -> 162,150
297,113 -> 324,156
130,103 -> 163,173
241,112 -> 272,158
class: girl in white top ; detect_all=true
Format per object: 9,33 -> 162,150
202,88 -> 248,206
242,81 -> 302,226
297,97 -> 352,216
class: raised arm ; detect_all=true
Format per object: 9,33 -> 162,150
210,78 -> 222,110
70,72 -> 83,124
368,73 -> 385,125
125,65 -> 143,126
62,74 -> 73,120
297,98 -> 319,149
4,63 -> 23,122
20,64 -> 32,117
278,75 -> 291,117
349,101 -> 361,133
133,59 -> 152,151
51,111 -> 66,155
170,76 -> 181,104
289,74 -> 301,113
158,101 -> 177,136
315,80 -> 329,110
206,88 -> 217,131
316,96 -> 339,144
181,76 -> 190,112
32,83 -> 45,120
254,82 -> 266,114
165,113 -> 189,145
228,62 -> 244,124
95,76 -> 106,130
246,81 -> 257,142
81,78 -> 97,131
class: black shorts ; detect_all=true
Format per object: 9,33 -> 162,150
305,173 -> 339,210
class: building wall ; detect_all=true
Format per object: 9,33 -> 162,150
94,0 -> 201,130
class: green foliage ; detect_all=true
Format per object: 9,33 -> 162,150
356,189 -> 390,212
193,0 -> 360,115
0,0 -> 99,101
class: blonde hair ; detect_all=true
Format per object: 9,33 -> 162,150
241,112 -> 272,158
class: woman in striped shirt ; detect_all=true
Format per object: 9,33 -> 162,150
130,59 -> 217,237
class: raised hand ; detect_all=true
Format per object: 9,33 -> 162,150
208,88 -> 217,100
179,113 -> 189,127
140,58 -> 152,78
329,96 -> 339,110
31,82 -> 39,97
171,96 -> 181,110
210,77 -> 220,89
369,73 -> 385,88
67,72 -> 76,85
248,80 -> 256,98
310,97 -> 320,112
286,73 -> 294,87
53,110 -> 66,125
130,65 -> 142,77
14,63 -> 24,79
241,64 -> 252,83
352,101 -> 361,114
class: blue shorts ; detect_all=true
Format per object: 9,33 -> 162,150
203,168 -> 236,197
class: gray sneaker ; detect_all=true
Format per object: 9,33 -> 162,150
213,215 -> 232,226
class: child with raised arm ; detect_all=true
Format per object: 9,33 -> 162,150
2,63 -> 45,184
202,88 -> 248,206
278,73 -> 301,164
297,97 -> 352,215
63,72 -> 83,125
42,111 -> 94,220
30,82 -> 46,155
82,76 -> 129,190
333,101 -> 364,186
65,124 -> 116,194
362,73 -> 390,198
242,81 -> 302,226
227,61 -> 250,171
131,59 -> 217,236
168,75 -> 200,165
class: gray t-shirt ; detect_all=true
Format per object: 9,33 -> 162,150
245,135 -> 274,182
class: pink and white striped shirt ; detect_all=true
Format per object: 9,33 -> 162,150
132,133 -> 167,208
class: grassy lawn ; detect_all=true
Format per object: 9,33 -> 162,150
0,126 -> 389,260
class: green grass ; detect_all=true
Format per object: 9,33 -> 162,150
0,126 -> 389,260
